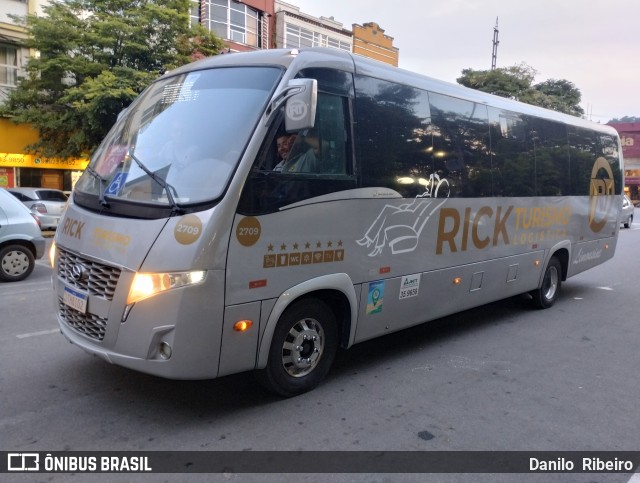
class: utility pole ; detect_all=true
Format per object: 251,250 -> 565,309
491,17 -> 499,70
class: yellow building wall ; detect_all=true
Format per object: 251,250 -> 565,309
0,119 -> 89,171
0,118 -> 39,153
352,22 -> 399,67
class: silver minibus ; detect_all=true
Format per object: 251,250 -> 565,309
51,48 -> 623,396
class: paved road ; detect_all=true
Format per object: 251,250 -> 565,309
1,220 -> 639,483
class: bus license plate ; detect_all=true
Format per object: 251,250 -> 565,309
63,287 -> 88,314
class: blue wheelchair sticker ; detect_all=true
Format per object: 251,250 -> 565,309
106,172 -> 128,196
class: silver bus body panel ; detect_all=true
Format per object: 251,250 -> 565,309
54,203 -> 231,379
226,194 -> 617,348
58,270 -> 225,379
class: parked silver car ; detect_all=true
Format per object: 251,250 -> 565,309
621,194 -> 634,229
7,187 -> 68,230
0,188 -> 46,282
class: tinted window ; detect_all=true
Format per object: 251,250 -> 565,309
598,134 -> 623,195
488,108 -> 533,197
527,118 -> 569,196
37,190 -> 68,202
355,75 -> 433,198
237,72 -> 356,215
429,92 -> 491,197
568,128 -> 622,196
568,126 -> 597,196
8,191 -> 27,201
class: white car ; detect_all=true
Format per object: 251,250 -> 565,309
7,187 -> 68,230
0,188 -> 46,282
621,194 -> 634,229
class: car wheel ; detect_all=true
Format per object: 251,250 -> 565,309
624,214 -> 633,229
257,298 -> 338,397
0,244 -> 35,282
530,256 -> 562,309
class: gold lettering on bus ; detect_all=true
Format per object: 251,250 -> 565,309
436,204 -> 573,254
61,217 -> 85,239
436,206 -> 513,254
93,228 -> 131,246
588,157 -> 615,233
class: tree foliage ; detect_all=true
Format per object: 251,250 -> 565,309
609,116 -> 640,123
456,63 -> 585,117
1,0 -> 224,158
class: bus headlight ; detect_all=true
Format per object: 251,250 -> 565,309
126,270 -> 206,306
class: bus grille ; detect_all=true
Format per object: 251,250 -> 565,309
57,247 -> 121,300
58,298 -> 107,341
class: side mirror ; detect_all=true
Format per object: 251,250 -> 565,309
284,79 -> 317,132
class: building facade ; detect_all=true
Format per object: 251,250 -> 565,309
1,0 -> 87,190
274,1 -> 352,52
609,122 -> 640,203
1,0 -> 34,107
352,22 -> 398,67
190,1 -> 398,63
192,0 -> 275,52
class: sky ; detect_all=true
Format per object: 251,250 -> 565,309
288,0 -> 639,124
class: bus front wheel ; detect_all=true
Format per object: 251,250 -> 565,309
258,298 -> 338,397
530,257 -> 562,309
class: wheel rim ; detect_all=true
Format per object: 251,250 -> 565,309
281,317 -> 325,377
2,250 -> 29,277
543,265 -> 559,301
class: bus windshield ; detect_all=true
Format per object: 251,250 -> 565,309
75,66 -> 282,209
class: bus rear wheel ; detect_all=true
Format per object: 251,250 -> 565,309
530,256 -> 562,309
258,298 -> 338,397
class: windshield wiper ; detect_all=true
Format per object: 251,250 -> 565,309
84,165 -> 110,207
128,150 -> 183,215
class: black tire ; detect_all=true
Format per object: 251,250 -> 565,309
0,244 -> 35,282
530,257 -> 562,309
257,298 -> 338,397
624,214 -> 633,228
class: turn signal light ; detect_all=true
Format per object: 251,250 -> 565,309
234,320 -> 253,332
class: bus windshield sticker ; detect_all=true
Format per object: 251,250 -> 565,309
366,280 -> 385,315
399,274 -> 421,300
105,172 -> 128,196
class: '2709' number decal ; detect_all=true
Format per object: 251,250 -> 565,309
174,215 -> 203,245
236,217 -> 261,247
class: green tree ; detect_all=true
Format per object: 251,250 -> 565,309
1,0 -> 224,158
609,116 -> 640,123
457,64 -> 584,117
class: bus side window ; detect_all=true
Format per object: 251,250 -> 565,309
277,93 -> 350,175
315,94 -> 349,175
237,92 -> 356,215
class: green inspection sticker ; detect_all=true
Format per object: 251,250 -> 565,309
367,280 -> 385,315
